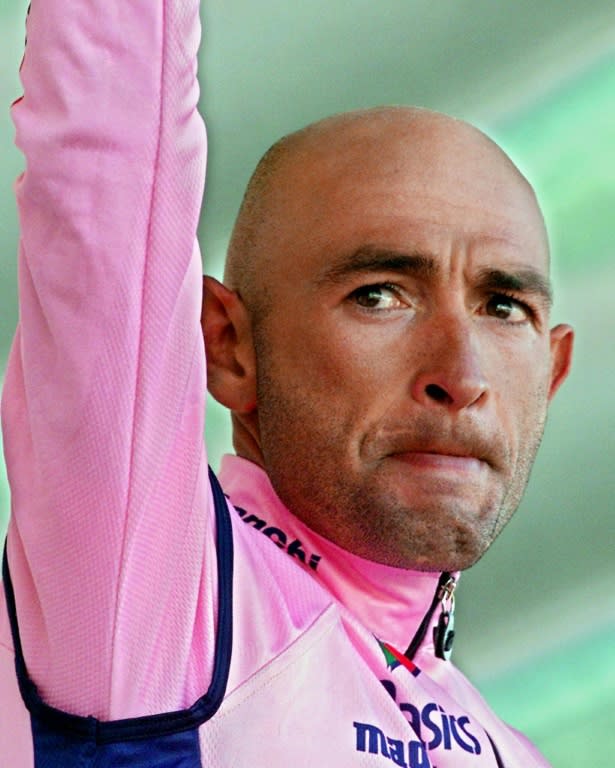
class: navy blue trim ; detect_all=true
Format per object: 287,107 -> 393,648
487,732 -> 506,768
2,466 -> 233,743
31,716 -> 203,767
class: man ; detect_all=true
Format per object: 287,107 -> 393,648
0,0 -> 572,766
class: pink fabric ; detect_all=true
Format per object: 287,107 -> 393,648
0,1 -> 552,765
2,0 -> 213,719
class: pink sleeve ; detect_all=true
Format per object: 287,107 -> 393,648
1,0 -> 215,719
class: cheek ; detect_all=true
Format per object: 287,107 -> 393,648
484,325 -> 551,391
276,319 -> 403,408
255,319 -> 407,465
491,344 -> 552,463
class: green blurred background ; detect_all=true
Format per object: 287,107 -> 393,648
1,1 -> 614,763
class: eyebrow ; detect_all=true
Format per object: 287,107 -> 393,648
475,268 -> 553,307
316,246 -> 553,306
315,247 -> 437,285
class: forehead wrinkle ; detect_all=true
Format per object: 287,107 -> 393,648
315,247 -> 438,287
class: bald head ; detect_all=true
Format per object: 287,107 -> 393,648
224,106 -> 546,320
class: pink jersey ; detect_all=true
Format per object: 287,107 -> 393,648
0,1 -> 551,765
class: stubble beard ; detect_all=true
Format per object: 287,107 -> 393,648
253,334 -> 550,571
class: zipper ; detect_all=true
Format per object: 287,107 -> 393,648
433,574 -> 456,660
403,572 -> 457,661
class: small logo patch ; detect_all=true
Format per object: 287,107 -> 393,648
377,639 -> 421,677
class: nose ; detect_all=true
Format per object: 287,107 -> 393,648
410,315 -> 488,411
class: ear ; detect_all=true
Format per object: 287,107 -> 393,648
201,276 -> 257,413
547,323 -> 574,401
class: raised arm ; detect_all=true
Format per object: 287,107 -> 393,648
2,0 -> 213,719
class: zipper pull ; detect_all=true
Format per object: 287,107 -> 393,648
433,575 -> 456,660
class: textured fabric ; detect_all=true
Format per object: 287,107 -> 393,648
1,469 -> 232,767
0,1 -> 552,765
30,718 -> 202,768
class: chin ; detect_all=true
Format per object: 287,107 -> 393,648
389,517 -> 497,572
355,533 -> 487,572
339,477 -> 507,570
397,550 -> 485,573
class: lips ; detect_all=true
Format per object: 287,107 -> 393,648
389,449 -> 487,473
369,417 -> 504,471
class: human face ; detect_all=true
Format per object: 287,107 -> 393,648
250,118 -> 572,571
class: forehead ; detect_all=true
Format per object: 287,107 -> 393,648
261,117 -> 550,284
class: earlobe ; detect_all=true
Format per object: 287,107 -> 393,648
548,323 -> 574,401
201,276 -> 257,413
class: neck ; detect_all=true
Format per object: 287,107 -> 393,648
231,412 -> 265,467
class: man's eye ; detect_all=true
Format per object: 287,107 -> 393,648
350,284 -> 406,310
485,294 -> 531,323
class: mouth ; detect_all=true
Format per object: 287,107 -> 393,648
388,446 -> 491,475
